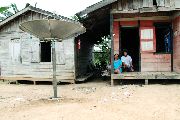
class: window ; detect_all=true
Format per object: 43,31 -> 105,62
9,39 -> 21,63
40,42 -> 51,62
140,27 -> 156,53
155,23 -> 172,53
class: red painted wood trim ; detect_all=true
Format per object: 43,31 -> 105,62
120,21 -> 138,27
140,20 -> 153,27
113,21 -> 120,52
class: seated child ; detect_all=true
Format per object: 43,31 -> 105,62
114,53 -> 122,74
121,49 -> 134,72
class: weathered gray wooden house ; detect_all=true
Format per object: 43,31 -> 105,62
77,0 -> 180,85
0,6 -> 92,84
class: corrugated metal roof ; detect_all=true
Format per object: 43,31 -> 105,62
0,6 -> 78,28
78,0 -> 117,16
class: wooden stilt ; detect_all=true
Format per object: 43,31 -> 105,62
16,80 -> 18,84
33,81 -> 36,85
111,79 -> 114,86
145,79 -> 149,85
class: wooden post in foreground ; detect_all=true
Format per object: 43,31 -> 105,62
110,13 -> 114,86
52,40 -> 57,98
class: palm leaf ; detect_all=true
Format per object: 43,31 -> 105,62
0,7 -> 9,13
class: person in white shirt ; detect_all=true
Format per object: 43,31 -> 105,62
121,49 -> 134,72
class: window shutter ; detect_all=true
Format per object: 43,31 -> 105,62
31,40 -> 40,63
140,27 -> 156,53
157,0 -> 165,6
9,40 -> 21,63
175,0 -> 180,8
143,0 -> 153,7
55,42 -> 65,65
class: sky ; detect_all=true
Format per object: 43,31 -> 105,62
1,0 -> 102,17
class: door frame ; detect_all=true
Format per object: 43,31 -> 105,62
120,26 -> 141,72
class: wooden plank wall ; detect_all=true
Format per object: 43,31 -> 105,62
173,16 -> 180,73
112,0 -> 180,12
115,20 -> 172,72
0,11 -> 76,83
140,20 -> 172,72
141,53 -> 171,72
76,39 -> 94,76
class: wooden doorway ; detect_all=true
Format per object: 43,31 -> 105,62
121,27 -> 140,72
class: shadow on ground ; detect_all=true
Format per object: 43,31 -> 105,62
4,76 -> 180,86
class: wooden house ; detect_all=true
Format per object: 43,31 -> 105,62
0,6 -> 92,84
77,0 -> 180,84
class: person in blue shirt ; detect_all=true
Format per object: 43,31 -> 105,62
114,53 -> 122,74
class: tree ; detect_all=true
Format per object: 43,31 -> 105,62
0,4 -> 19,21
0,6 -> 9,13
93,35 -> 111,66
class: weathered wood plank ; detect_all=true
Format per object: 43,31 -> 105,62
128,0 -> 134,10
143,0 -> 153,8
157,0 -> 165,7
117,1 -> 122,10
174,0 -> 180,8
165,0 -> 171,7
122,0 -> 129,11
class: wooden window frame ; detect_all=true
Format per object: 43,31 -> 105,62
140,27 -> 156,53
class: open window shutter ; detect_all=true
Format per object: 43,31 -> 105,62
140,27 -> 156,53
31,40 -> 40,63
55,42 -> 65,65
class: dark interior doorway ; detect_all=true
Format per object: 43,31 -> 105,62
40,42 -> 51,62
121,27 -> 140,72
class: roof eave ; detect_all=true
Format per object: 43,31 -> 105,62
77,0 -> 117,16
0,6 -> 79,28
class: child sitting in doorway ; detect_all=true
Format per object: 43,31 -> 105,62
114,53 -> 122,74
121,49 -> 134,72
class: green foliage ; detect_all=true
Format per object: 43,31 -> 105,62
93,35 -> 111,66
0,7 -> 9,13
0,3 -> 19,21
71,14 -> 85,22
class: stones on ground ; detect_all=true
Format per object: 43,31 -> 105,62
72,87 -> 96,94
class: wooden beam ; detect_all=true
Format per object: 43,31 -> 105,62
140,7 -> 158,13
111,10 -> 139,14
114,16 -> 171,21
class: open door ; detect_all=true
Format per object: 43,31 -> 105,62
121,27 -> 140,72
140,27 -> 156,53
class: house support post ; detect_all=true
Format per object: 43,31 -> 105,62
52,40 -> 58,98
145,79 -> 149,85
110,13 -> 114,86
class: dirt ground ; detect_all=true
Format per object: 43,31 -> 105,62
0,79 -> 180,120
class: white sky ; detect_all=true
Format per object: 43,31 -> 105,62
1,0 -> 101,17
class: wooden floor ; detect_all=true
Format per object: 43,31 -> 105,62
111,72 -> 180,86
0,76 -> 75,85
